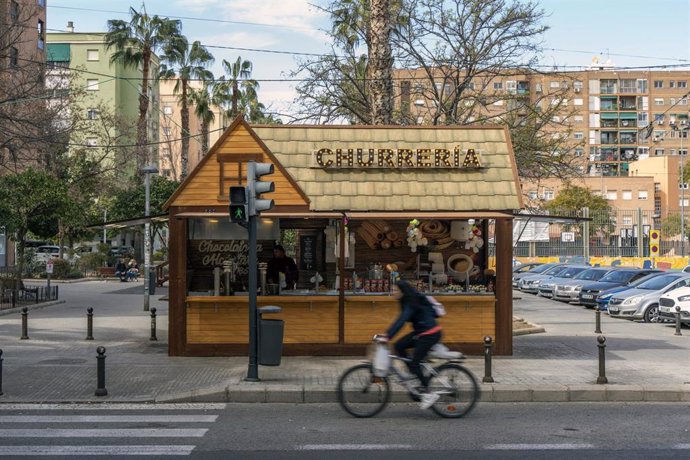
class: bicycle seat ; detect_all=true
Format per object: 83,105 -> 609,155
428,343 -> 464,360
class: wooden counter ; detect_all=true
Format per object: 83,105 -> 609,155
186,294 -> 495,349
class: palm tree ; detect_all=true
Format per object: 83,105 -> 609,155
160,37 -> 214,179
105,6 -> 181,174
188,80 -> 223,157
219,57 -> 259,118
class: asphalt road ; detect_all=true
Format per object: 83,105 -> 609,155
1,402 -> 688,459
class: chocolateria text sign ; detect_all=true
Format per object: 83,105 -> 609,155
312,146 -> 482,169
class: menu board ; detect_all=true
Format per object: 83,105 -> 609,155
300,235 -> 316,270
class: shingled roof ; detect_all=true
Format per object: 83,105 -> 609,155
252,124 -> 522,212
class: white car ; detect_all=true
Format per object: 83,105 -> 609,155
659,287 -> 690,325
34,245 -> 75,263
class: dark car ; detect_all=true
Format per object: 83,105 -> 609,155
596,272 -> 665,311
578,268 -> 662,308
513,262 -> 543,274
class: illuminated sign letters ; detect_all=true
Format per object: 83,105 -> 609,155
312,146 -> 482,169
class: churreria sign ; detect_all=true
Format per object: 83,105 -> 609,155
312,147 -> 482,169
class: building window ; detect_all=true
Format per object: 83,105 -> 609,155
654,198 -> 662,214
86,138 -> 98,147
37,0 -> 45,6
163,106 -> 173,115
493,99 -> 503,106
37,20 -> 45,50
639,190 -> 649,200
544,190 -> 555,200
622,216 -> 633,225
86,79 -> 99,91
680,199 -> 689,207
87,109 -> 99,120
654,80 -> 663,88
9,1 -> 18,22
680,98 -> 688,105
574,80 -> 583,92
86,49 -> 99,61
467,82 -> 475,90
162,169 -> 171,177
622,190 -> 633,200
9,47 -> 18,67
606,191 -> 617,200
670,81 -> 676,88
574,98 -> 583,106
574,132 -> 584,140
493,82 -> 502,90
654,98 -> 664,105
574,115 -> 584,123
549,81 -> 560,89
528,191 -> 538,200
575,148 -> 584,157
654,148 -> 664,156
681,149 -> 688,156
679,81 -> 688,88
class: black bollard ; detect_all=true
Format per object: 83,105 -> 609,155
482,335 -> 494,383
596,335 -> 608,384
675,306 -> 683,336
20,307 -> 29,340
86,308 -> 94,341
95,346 -> 108,396
150,307 -> 158,341
0,349 -> 3,396
594,306 -> 602,334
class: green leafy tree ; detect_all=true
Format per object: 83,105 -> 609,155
0,171 -> 69,280
105,6 -> 182,173
188,80 -> 220,157
160,37 -> 215,179
661,214 -> 690,240
218,57 -> 259,118
545,185 -> 613,239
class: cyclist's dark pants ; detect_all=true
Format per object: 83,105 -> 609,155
394,331 -> 441,388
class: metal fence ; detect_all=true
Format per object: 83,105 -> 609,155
0,285 -> 59,311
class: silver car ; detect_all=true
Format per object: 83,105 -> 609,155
512,263 -> 561,288
608,273 -> 690,322
537,265 -> 590,298
518,264 -> 569,294
552,267 -> 614,303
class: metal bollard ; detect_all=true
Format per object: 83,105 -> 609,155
86,308 -> 94,341
95,346 -> 108,396
0,349 -> 3,396
20,307 -> 29,340
150,307 -> 158,341
596,335 -> 608,384
482,335 -> 494,383
675,306 -> 683,336
594,306 -> 602,334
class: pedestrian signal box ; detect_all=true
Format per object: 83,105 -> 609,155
229,186 -> 248,223
650,230 -> 660,242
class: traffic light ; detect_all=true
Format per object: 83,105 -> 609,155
247,161 -> 275,216
229,185 -> 248,223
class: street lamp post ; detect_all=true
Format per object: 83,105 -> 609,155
142,165 -> 159,312
671,120 -> 689,257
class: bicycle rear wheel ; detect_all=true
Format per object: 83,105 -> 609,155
337,363 -> 390,418
427,363 -> 479,418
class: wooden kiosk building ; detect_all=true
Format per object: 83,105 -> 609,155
164,118 -> 523,356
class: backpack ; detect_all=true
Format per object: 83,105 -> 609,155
425,295 -> 446,317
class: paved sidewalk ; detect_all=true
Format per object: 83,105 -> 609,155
0,281 -> 689,404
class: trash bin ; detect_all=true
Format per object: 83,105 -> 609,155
258,306 -> 283,366
149,271 -> 156,295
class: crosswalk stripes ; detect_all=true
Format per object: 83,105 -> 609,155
0,403 -> 225,457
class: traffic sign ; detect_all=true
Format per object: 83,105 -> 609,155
650,242 -> 660,256
650,230 -> 661,241
45,259 -> 54,274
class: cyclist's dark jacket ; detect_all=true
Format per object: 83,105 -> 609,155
386,281 -> 438,338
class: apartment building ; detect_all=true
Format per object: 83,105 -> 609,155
159,79 -> 227,179
45,29 -> 160,172
0,0 -> 46,70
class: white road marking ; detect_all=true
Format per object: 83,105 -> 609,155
299,444 -> 413,450
0,403 -> 225,410
674,444 -> 690,449
0,415 -> 218,423
0,428 -> 208,438
485,444 -> 595,450
0,445 -> 196,456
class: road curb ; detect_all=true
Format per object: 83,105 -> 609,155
0,300 -> 66,317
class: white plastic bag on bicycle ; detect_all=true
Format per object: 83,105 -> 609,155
372,343 -> 391,377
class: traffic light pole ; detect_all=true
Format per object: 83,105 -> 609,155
246,213 -> 260,381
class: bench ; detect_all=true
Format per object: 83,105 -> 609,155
98,267 -> 116,278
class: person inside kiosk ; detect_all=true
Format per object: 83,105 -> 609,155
266,244 -> 299,291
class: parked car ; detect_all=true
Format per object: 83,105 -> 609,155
607,273 -> 690,322
512,262 -> 560,288
578,268 -> 661,308
513,262 -> 543,274
518,264 -> 569,294
109,246 -> 135,258
553,267 -> 614,303
536,265 -> 590,298
658,287 -> 690,325
35,245 -> 74,263
596,272 -> 666,311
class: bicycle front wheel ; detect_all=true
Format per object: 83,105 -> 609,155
427,363 -> 480,418
337,363 -> 390,418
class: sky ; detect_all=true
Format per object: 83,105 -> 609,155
46,0 -> 690,120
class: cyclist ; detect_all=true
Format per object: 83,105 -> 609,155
380,279 -> 442,409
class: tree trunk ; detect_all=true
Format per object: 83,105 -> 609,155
232,81 -> 238,117
180,79 -> 190,180
368,0 -> 393,125
137,50 -> 151,176
201,119 -> 209,157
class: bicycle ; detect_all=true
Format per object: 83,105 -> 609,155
336,336 -> 480,418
